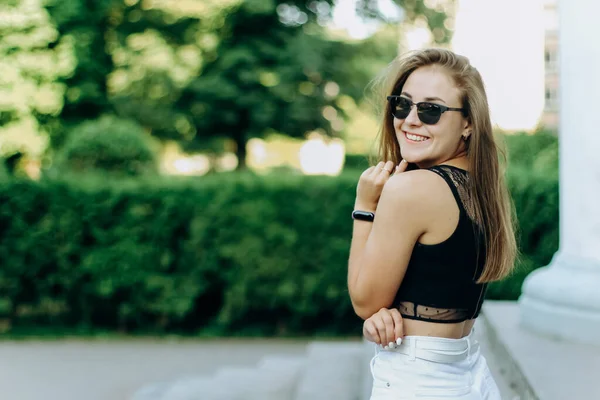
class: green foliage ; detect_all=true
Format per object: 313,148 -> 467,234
0,160 -> 9,180
507,166 -> 559,269
344,153 -> 371,170
42,0 -> 116,147
33,0 -> 450,166
43,0 -> 198,147
0,0 -> 74,157
106,2 -> 200,142
0,165 -> 557,335
485,131 -> 559,299
177,0 -> 405,167
54,115 -> 157,176
356,0 -> 453,43
502,130 -> 558,175
178,2 -> 335,161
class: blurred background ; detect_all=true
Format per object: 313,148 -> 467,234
0,0 -> 564,398
0,0 -> 558,339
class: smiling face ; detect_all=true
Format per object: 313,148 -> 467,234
393,65 -> 471,169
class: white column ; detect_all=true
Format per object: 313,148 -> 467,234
519,0 -> 600,345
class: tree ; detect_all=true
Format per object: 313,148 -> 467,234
176,0 -> 452,169
356,0 -> 453,44
0,0 -> 74,159
43,0 -> 203,149
43,0 -> 116,148
36,0 -> 451,168
106,0 -> 201,141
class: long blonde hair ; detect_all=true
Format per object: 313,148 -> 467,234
372,48 -> 517,283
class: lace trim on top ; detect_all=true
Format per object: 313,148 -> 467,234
397,301 -> 473,323
431,165 -> 486,280
431,165 -> 481,227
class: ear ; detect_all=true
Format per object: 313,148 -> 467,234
462,118 -> 472,140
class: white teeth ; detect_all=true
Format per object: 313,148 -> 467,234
406,133 -> 428,142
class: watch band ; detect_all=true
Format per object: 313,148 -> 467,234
352,210 -> 375,222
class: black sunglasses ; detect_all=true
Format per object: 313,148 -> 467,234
387,95 -> 465,125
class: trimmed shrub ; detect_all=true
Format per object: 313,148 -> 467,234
54,115 -> 157,177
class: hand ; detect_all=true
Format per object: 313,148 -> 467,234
355,160 -> 408,211
363,308 -> 404,348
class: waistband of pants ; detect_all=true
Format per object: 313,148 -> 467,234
379,328 -> 479,364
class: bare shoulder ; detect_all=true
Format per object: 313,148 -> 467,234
382,169 -> 449,204
377,168 -> 457,231
374,169 -> 450,233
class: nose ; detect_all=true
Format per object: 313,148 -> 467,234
404,104 -> 421,126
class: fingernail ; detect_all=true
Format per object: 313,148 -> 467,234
388,342 -> 394,348
396,338 -> 402,345
384,345 -> 389,350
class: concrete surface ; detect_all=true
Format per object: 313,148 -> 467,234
0,339 -> 311,400
483,300 -> 600,400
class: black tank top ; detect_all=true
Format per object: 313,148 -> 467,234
393,165 -> 487,323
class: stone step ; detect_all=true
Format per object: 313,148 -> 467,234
131,320 -> 529,400
130,341 -> 366,400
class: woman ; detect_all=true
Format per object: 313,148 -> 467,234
347,48 -> 517,399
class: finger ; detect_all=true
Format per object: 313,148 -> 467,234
361,165 -> 376,177
390,309 -> 404,343
384,160 -> 395,175
380,311 -> 396,346
363,321 -> 376,343
394,159 -> 409,175
373,317 -> 388,347
371,161 -> 385,177
378,160 -> 394,178
364,321 -> 381,345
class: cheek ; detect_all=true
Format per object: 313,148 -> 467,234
431,122 -> 460,142
393,121 -> 403,141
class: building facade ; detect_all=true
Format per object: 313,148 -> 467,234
542,0 -> 559,131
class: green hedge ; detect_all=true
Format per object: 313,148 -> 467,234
0,167 -> 558,336
487,166 -> 559,299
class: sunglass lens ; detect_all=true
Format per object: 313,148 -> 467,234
391,97 -> 411,119
417,103 -> 442,124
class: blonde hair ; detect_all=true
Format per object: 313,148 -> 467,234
371,48 -> 518,283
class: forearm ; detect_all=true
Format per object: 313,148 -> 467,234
348,204 -> 380,319
348,219 -> 372,292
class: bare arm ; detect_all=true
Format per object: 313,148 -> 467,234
348,170 -> 435,319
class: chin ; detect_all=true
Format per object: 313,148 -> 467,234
399,151 -> 422,165
402,154 -> 431,170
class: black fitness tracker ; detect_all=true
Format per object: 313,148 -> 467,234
352,210 -> 375,222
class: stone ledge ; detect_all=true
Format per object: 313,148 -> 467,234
480,303 -> 538,400
482,300 -> 600,400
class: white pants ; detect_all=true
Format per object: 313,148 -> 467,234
369,330 -> 501,399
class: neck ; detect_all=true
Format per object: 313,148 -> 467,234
416,154 -> 469,170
